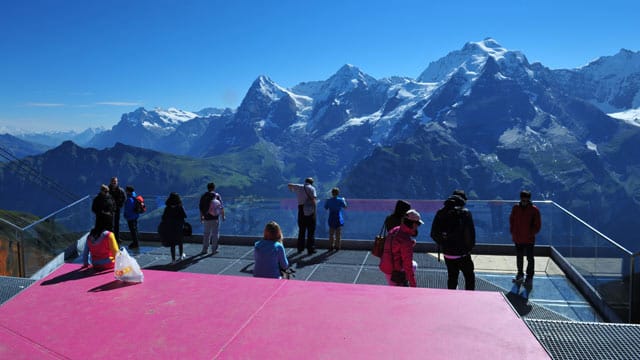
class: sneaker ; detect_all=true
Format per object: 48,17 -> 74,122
180,253 -> 187,260
524,277 -> 533,286
513,274 -> 524,284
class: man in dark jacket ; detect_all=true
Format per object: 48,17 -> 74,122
288,177 -> 317,255
109,176 -> 126,244
430,190 -> 476,290
509,190 -> 542,286
91,184 -> 115,233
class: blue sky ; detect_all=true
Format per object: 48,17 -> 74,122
1,0 -> 638,132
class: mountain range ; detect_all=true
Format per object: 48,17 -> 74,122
2,38 -> 640,250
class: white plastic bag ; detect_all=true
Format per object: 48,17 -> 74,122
114,247 -> 144,283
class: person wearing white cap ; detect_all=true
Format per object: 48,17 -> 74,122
378,209 -> 423,287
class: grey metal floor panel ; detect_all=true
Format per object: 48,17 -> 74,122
0,276 -> 35,305
526,319 -> 640,360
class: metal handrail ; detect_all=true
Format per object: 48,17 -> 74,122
551,201 -> 632,255
0,216 -> 22,231
21,195 -> 91,231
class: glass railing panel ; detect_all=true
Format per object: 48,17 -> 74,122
21,198 -> 92,277
593,235 -> 631,322
132,197 -> 450,240
0,196 -> 92,278
544,202 -> 632,322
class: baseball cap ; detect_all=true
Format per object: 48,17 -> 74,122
404,209 -> 424,225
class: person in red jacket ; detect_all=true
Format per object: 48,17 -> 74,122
509,190 -> 542,286
379,209 -> 422,287
81,224 -> 120,271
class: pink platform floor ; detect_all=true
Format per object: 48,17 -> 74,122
0,264 -> 549,359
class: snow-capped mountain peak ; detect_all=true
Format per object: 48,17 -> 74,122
579,48 -> 640,76
327,64 -> 376,89
417,38 -> 530,83
572,48 -> 640,111
253,75 -> 290,101
121,107 -> 198,133
154,107 -> 199,124
461,38 -> 507,58
244,75 -> 311,111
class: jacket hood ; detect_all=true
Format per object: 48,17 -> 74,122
444,194 -> 466,208
393,200 -> 411,216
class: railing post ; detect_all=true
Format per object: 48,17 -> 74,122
632,253 -> 639,323
17,230 -> 25,278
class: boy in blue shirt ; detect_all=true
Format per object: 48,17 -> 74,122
324,187 -> 347,251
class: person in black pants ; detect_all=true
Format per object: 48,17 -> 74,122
109,176 -> 126,244
123,185 -> 140,249
430,190 -> 476,291
91,184 -> 114,232
509,190 -> 542,286
158,192 -> 187,264
288,177 -> 317,255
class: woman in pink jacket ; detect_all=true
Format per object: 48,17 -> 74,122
379,209 -> 422,287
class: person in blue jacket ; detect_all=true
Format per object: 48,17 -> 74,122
324,187 -> 347,251
254,221 -> 289,279
123,186 -> 140,249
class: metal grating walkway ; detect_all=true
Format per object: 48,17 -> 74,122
527,319 -> 640,360
0,276 -> 35,306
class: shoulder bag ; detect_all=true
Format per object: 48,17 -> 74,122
372,222 -> 386,257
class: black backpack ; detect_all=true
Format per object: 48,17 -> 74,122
445,207 -> 475,251
199,192 -> 214,215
